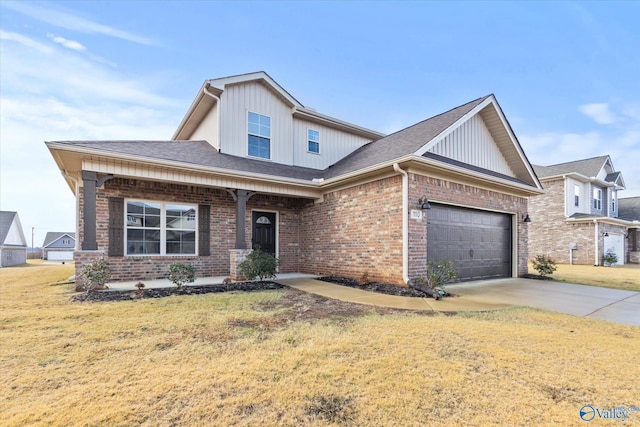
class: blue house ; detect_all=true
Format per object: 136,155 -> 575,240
42,232 -> 76,261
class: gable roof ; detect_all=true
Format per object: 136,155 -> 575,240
618,197 -> 640,222
42,232 -> 76,248
173,71 -> 383,141
0,211 -> 27,247
534,155 -> 610,179
0,211 -> 18,245
324,94 -> 541,188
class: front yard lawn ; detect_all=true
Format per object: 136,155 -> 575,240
1,261 -> 639,426
548,263 -> 640,292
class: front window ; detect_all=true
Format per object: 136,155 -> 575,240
574,184 -> 580,207
248,112 -> 271,159
593,188 -> 602,211
308,129 -> 320,154
126,200 -> 196,255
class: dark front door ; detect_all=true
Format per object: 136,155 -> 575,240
427,204 -> 512,281
252,211 -> 276,256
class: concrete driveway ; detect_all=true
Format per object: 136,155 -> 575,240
446,279 -> 640,326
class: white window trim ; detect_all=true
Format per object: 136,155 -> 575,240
307,128 -> 320,155
574,184 -> 580,207
125,199 -> 198,256
593,188 -> 602,211
247,111 -> 272,160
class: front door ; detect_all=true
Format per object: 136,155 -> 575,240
252,211 -> 276,256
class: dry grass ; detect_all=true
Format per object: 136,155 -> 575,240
2,261 -> 639,426
550,263 -> 640,292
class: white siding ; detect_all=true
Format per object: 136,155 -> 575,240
4,217 -> 26,246
292,118 -> 373,169
429,115 -> 514,177
219,81 -> 293,164
566,178 -> 588,216
191,102 -> 219,149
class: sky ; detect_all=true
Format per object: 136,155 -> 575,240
1,0 -> 639,247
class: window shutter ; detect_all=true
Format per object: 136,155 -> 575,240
198,204 -> 210,256
108,197 -> 124,256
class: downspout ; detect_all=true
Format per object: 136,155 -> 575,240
594,219 -> 599,266
393,163 -> 409,284
202,85 -> 221,151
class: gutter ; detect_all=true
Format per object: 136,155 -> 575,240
594,219 -> 599,266
393,163 -> 410,284
202,84 -> 221,151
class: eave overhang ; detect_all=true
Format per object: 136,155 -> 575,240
565,216 -> 638,228
539,172 -> 626,190
47,143 -> 545,204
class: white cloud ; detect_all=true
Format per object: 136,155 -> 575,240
47,34 -> 86,51
0,30 -> 53,54
3,1 -> 155,45
0,28 -> 183,247
578,103 -> 616,125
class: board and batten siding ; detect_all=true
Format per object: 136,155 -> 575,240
219,81 -> 294,164
292,119 -> 374,170
429,115 -> 515,177
190,102 -> 219,149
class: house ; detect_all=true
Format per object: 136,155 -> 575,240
42,232 -> 76,261
618,197 -> 640,263
0,211 -> 28,267
46,71 -> 543,285
530,156 -> 638,265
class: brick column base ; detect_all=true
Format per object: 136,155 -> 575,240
74,250 -> 105,291
229,249 -> 252,281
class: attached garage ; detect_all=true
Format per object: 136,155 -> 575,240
427,204 -> 512,281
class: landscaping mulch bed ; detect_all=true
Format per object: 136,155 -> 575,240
318,276 -> 427,298
72,282 -> 285,302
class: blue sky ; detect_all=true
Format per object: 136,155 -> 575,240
1,1 -> 639,246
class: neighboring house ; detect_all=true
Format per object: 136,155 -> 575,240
530,156 -> 637,265
46,71 -> 543,285
618,197 -> 640,263
0,211 -> 28,267
42,232 -> 76,261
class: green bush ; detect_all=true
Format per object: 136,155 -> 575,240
531,255 -> 557,277
238,249 -> 279,281
77,259 -> 110,293
419,260 -> 459,289
603,249 -> 618,267
168,263 -> 196,288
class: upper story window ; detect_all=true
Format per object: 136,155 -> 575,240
611,190 -> 617,213
593,188 -> 602,211
248,112 -> 271,159
574,184 -> 580,207
126,200 -> 196,255
308,129 -> 320,154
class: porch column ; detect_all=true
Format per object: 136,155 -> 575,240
227,189 -> 256,249
81,171 -> 98,250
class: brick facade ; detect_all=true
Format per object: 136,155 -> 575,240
529,178 -> 630,265
75,172 -> 531,284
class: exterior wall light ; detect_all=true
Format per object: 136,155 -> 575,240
603,232 -> 609,237
522,214 -> 531,223
418,197 -> 431,210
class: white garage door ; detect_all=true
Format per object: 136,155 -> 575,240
603,234 -> 624,265
47,251 -> 74,261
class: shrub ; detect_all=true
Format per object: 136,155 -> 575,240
531,255 -> 557,277
238,249 -> 279,280
420,260 -> 458,289
168,263 -> 196,288
603,249 -> 618,267
77,259 -> 110,293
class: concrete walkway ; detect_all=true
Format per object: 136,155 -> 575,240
105,274 -> 640,326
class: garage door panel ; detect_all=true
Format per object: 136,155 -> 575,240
427,204 -> 512,281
